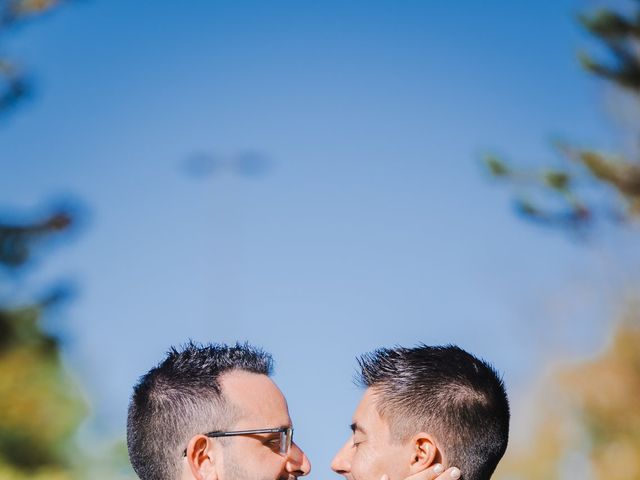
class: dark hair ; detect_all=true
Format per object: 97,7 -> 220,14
127,341 -> 273,480
357,345 -> 509,480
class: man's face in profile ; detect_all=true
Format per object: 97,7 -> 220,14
187,371 -> 311,480
331,388 -> 410,480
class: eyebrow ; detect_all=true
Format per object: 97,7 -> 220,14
350,422 -> 366,434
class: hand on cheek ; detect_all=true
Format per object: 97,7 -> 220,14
379,464 -> 461,480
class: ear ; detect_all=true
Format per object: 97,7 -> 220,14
408,433 -> 439,474
185,435 -> 218,480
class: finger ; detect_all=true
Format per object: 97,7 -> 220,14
391,464 -> 461,480
397,463 -> 444,480
439,467 -> 461,480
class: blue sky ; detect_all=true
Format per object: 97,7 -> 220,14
2,0 -> 637,475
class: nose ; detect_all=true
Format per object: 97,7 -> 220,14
286,442 -> 311,476
331,439 -> 352,475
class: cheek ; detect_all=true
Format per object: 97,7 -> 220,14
352,444 -> 408,480
350,447 -> 376,480
351,445 -> 389,480
257,449 -> 287,473
227,441 -> 287,477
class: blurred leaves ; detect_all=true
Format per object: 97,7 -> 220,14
484,145 -> 640,234
0,0 -> 67,118
486,3 -> 640,235
0,59 -> 27,115
483,150 -> 594,232
0,1 -> 136,478
0,328 -> 86,469
0,206 -> 77,270
496,307 -> 640,480
485,155 -> 509,177
0,205 -> 86,474
1,0 -> 63,27
578,9 -> 640,39
578,8 -> 640,92
487,3 -> 640,478
0,2 -> 89,477
562,311 -> 640,478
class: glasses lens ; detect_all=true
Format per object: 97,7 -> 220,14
280,428 -> 293,455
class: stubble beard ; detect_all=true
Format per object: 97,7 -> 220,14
222,447 -> 293,480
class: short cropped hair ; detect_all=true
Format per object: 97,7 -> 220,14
127,341 -> 273,480
357,345 -> 509,480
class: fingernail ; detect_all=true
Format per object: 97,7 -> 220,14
434,464 -> 444,474
450,467 -> 461,479
380,475 -> 389,480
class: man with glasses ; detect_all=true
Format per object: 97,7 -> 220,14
127,342 -> 310,480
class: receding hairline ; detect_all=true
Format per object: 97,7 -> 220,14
216,369 -> 289,423
126,341 -> 275,480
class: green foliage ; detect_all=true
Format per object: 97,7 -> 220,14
0,2 -> 92,477
542,170 -> 570,191
578,8 -> 640,91
0,326 -> 86,469
0,1 -> 66,116
578,9 -> 640,39
495,309 -> 640,480
0,211 -> 87,474
486,3 -> 640,232
485,155 -> 509,176
483,149 -> 591,229
486,2 -> 640,478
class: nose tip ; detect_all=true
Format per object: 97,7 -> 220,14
331,455 -> 344,474
286,442 -> 311,476
299,452 -> 311,475
331,440 -> 351,474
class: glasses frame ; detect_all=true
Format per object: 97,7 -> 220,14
184,427 -> 293,457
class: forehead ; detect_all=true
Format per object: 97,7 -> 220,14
353,388 -> 388,434
220,370 -> 291,427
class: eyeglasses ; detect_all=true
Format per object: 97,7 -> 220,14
184,427 -> 294,457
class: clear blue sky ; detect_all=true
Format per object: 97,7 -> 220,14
2,0 -> 636,475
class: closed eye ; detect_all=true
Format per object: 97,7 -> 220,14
352,436 -> 364,448
264,437 -> 281,450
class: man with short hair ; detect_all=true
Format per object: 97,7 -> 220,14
127,342 -> 311,480
332,345 -> 510,480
